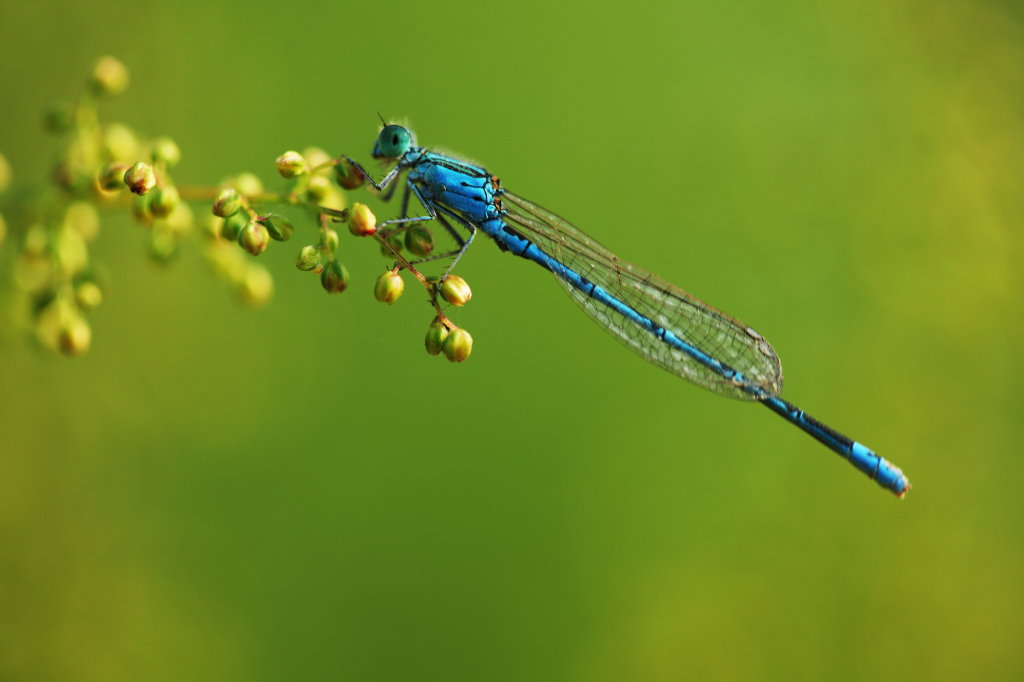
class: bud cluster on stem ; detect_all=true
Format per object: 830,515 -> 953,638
2,56 -> 486,365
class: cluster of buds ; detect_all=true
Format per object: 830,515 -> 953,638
0,56 -> 201,355
424,317 -> 474,363
202,175 -> 281,306
112,134 -> 192,264
293,206 -> 365,295
1,56 -> 487,365
280,147 -> 348,210
12,198 -> 106,356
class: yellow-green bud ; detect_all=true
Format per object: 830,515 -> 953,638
203,240 -> 244,279
102,123 -> 139,162
348,202 -> 377,236
212,188 -> 242,217
148,228 -> 179,264
232,172 -> 263,197
52,160 -> 76,193
0,212 -> 6,247
275,150 -> 307,178
149,185 -> 180,218
238,265 -> 273,306
65,202 -> 100,242
0,152 -> 9,193
405,225 -> 434,257
334,160 -> 365,190
259,216 -> 294,241
295,245 -> 321,271
124,161 -> 156,195
321,260 -> 350,293
23,223 -> 48,257
302,146 -> 332,169
55,224 -> 88,275
239,221 -> 270,255
98,162 -> 130,191
75,281 -> 103,310
373,270 -> 405,304
151,137 -> 182,167
99,122 -> 138,161
321,228 -> 340,253
440,274 -> 472,307
165,201 -> 194,236
59,315 -> 92,356
304,175 -> 331,202
90,56 -> 129,96
442,328 -> 473,363
380,233 -> 403,258
315,186 -> 345,212
424,318 -> 449,356
43,100 -> 74,134
221,211 -> 248,241
132,194 -> 153,223
204,215 -> 223,240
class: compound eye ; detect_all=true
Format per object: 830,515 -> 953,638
375,125 -> 412,159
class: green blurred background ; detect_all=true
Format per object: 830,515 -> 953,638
2,0 -> 1023,680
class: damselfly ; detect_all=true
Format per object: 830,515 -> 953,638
343,124 -> 910,497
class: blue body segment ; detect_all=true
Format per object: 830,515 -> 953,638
353,129 -> 911,497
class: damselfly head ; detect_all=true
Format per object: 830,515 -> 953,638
372,124 -> 415,160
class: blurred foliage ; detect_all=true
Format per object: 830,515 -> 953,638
1,0 -> 1022,681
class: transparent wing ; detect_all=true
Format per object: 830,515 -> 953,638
501,191 -> 783,400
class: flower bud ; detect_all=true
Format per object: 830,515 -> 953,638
98,162 -> 130,191
65,202 -> 100,242
165,202 -> 194,236
149,185 -> 180,218
295,244 -> 320,271
405,225 -> 434,257
212,187 -> 242,217
102,123 -> 139,162
221,211 -> 249,241
348,202 -> 376,236
52,160 -> 77,193
132,194 -> 153,223
75,281 -> 103,310
203,240 -> 244,279
373,270 -> 405,304
90,56 -> 129,96
203,215 -> 223,240
55,225 -> 88,275
123,161 -> 156,195
151,137 -> 182,167
239,220 -> 270,255
231,172 -> 263,197
238,265 -> 273,306
424,318 -> 449,356
314,185 -> 345,211
259,215 -> 294,241
442,328 -> 473,363
320,260 -> 350,293
379,233 -> 403,258
0,152 -> 10,193
304,175 -> 331,202
275,150 -> 307,178
302,146 -> 332,169
321,228 -> 339,253
43,100 -> 74,133
440,274 -> 472,307
148,228 -> 180,264
59,315 -> 92,356
334,160 -> 365,189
